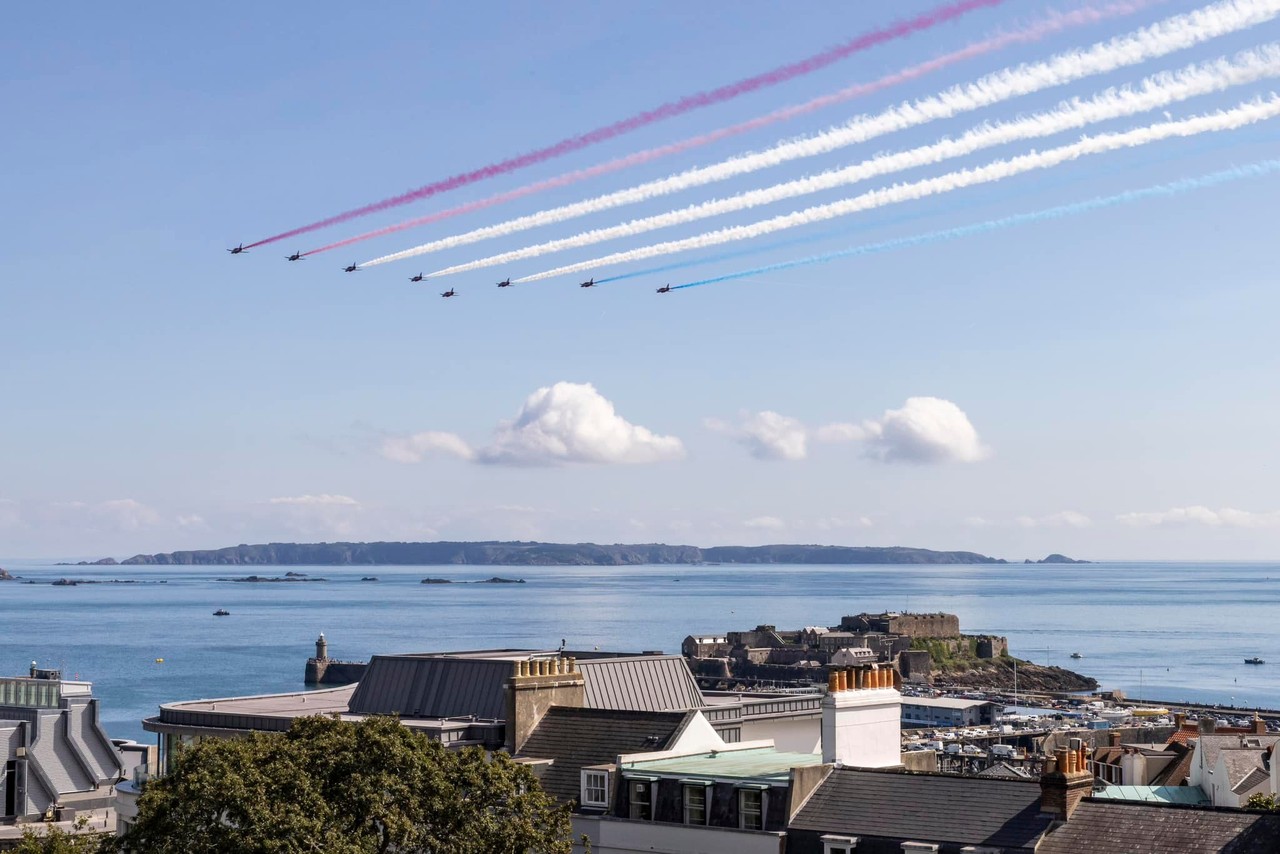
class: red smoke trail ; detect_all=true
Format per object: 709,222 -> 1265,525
302,0 -> 1158,257
247,0 -> 1004,249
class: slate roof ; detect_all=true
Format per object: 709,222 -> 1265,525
516,706 -> 692,803
577,655 -> 705,712
1037,800 -> 1280,854
1231,766 -> 1270,796
976,761 -> 1034,779
789,768 -> 1052,850
1150,741 -> 1193,787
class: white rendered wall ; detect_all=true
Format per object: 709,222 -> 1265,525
740,715 -> 821,754
822,688 -> 902,768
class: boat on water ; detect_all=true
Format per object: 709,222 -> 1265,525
213,608 -> 230,617
1245,657 -> 1265,665
1070,652 -> 1083,659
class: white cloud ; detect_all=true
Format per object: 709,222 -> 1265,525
1016,511 -> 1092,529
1117,506 -> 1280,528
268,494 -> 361,507
90,499 -> 161,531
176,514 -> 207,529
384,382 -> 683,468
812,516 -> 874,531
852,397 -> 988,464
380,431 -> 475,464
743,515 -> 786,531
706,411 -> 808,461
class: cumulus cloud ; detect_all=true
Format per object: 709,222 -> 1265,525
743,516 -> 787,531
1117,506 -> 1280,528
268,494 -> 361,507
380,431 -> 476,464
383,382 -> 683,468
1016,511 -> 1092,529
706,411 -> 808,461
717,397 -> 987,465
822,397 -> 988,464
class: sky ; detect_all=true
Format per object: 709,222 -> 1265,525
3,0 -> 1280,561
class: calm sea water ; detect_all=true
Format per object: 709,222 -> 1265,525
1,560 -> 1277,744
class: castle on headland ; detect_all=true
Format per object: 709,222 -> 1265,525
683,611 -> 1008,686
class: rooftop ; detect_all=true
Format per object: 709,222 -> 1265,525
622,746 -> 822,783
1093,785 -> 1210,805
901,696 -> 994,710
1038,800 -> 1280,854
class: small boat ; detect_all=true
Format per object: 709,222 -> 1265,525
213,608 -> 231,617
1245,657 -> 1265,665
1070,652 -> 1083,659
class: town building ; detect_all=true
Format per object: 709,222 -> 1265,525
0,666 -> 122,830
900,696 -> 997,728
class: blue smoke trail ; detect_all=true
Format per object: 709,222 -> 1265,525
596,129 -> 1280,286
672,159 -> 1280,291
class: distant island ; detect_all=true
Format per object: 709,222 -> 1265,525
107,541 -> 1015,566
422,576 -> 526,584
0,567 -> 15,581
1024,554 -> 1091,564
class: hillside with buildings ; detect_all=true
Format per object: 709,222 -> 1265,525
112,541 -> 1010,565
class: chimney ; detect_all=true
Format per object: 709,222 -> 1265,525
1175,712 -> 1187,731
1254,716 -> 1268,735
505,656 -> 585,754
1040,741 -> 1094,821
1198,717 -> 1217,735
821,665 -> 902,768
1108,730 -> 1122,747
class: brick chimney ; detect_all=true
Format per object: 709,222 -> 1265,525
505,656 -> 585,753
1040,739 -> 1094,821
821,664 -> 902,768
1198,717 -> 1217,735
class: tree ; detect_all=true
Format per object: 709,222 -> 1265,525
13,816 -> 109,854
113,715 -> 573,854
1246,792 -> 1279,812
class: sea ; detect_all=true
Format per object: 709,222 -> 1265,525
1,559 -> 1277,744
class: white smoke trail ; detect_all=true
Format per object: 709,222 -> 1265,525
427,46 -> 1280,277
513,96 -> 1280,282
362,0 -> 1280,269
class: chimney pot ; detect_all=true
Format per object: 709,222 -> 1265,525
828,670 -> 839,692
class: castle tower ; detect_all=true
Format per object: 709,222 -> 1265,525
821,664 -> 902,768
315,633 -> 328,661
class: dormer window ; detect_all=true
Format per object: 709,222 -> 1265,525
580,769 -> 609,809
739,786 -> 765,830
629,778 -> 656,820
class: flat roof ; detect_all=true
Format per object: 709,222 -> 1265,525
901,696 -> 993,710
1092,786 -> 1210,805
160,684 -> 356,718
623,746 -> 823,783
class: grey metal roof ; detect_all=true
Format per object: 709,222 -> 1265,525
347,654 -> 513,719
1038,800 -> 1280,854
516,707 -> 692,803
789,768 -> 1052,850
577,655 -> 705,712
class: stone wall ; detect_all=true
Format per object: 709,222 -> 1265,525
304,658 -> 368,685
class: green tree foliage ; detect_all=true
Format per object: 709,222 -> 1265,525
1246,792 -> 1280,812
13,816 -> 109,854
113,715 -> 573,854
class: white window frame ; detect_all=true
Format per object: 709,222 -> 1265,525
629,779 -> 655,821
683,782 -> 709,825
580,769 -> 608,809
738,787 -> 765,831
822,834 -> 859,854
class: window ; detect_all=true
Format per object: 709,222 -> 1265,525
683,784 -> 707,825
739,788 -> 763,830
629,780 -> 653,820
581,770 -> 608,808
822,835 -> 858,854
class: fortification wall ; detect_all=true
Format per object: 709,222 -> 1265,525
304,658 -> 367,685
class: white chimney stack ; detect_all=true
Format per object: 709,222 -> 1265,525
821,665 -> 902,768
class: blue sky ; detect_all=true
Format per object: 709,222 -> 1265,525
3,0 -> 1280,560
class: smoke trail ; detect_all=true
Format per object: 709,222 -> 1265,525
421,46 -> 1280,277
671,159 -> 1280,289
244,0 -> 1003,250
515,96 -> 1280,281
306,0 -> 1160,258
364,0 -> 1280,269
592,125 -> 1280,285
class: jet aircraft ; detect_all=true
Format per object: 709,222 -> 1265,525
441,288 -> 457,298
286,252 -> 304,261
409,273 -> 425,282
227,244 -> 247,254
579,278 -> 596,288
343,263 -> 359,273
656,284 -> 673,294
496,278 -> 512,288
